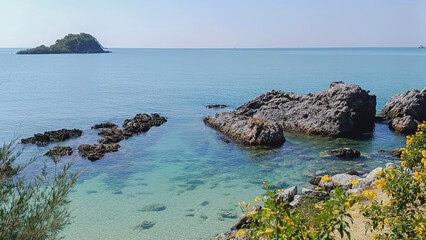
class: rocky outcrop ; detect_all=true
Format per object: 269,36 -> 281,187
77,144 -> 120,161
45,146 -> 73,157
98,128 -> 124,144
122,113 -> 167,136
378,88 -> 426,134
21,129 -> 82,145
204,114 -> 286,146
330,148 -> 360,159
91,122 -> 118,129
205,82 -> 376,145
206,104 -> 227,109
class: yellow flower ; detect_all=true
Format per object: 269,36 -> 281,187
362,190 -> 368,197
332,209 -> 339,215
247,211 -> 256,216
376,171 -> 383,178
401,161 -> 407,168
353,193 -> 358,197
349,179 -> 359,186
321,175 -> 332,182
265,228 -> 273,234
257,231 -> 265,235
236,229 -> 245,238
315,187 -> 323,190
254,196 -> 261,202
314,204 -> 324,210
368,191 -> 376,199
344,202 -> 350,209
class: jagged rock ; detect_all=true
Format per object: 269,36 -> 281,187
91,122 -> 118,129
379,148 -> 402,158
309,176 -> 322,185
77,144 -> 120,161
378,88 -> 426,134
330,148 -> 360,159
205,82 -> 376,145
21,129 -> 82,145
289,195 -> 303,207
45,146 -> 73,157
358,167 -> 383,188
98,128 -> 124,144
276,186 -> 297,204
232,206 -> 262,230
206,104 -> 228,109
331,173 -> 363,190
122,113 -> 167,137
204,114 -> 286,146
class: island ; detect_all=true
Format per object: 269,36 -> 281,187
17,33 -> 111,54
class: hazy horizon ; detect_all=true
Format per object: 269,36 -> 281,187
1,0 -> 425,48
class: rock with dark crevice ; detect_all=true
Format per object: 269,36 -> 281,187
205,82 -> 376,145
21,129 -> 82,145
45,146 -> 73,157
378,87 -> 426,134
98,128 -> 124,144
77,144 -> 120,161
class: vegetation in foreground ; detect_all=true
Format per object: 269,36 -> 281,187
0,140 -> 78,240
236,122 -> 426,239
17,33 -> 110,54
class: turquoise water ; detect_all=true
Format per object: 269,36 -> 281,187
0,48 -> 425,239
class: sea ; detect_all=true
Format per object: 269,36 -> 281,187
0,48 -> 425,239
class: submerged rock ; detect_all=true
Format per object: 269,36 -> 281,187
77,144 -> 120,161
330,148 -> 361,159
45,146 -> 73,157
378,87 -> 426,134
21,129 -> 82,145
135,221 -> 156,230
379,148 -> 402,158
205,82 -> 376,145
122,113 -> 167,137
139,204 -> 167,212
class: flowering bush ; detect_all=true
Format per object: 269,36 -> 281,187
237,181 -> 361,239
362,122 -> 426,239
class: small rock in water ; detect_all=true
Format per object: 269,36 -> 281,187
185,214 -> 195,217
206,104 -> 227,109
139,204 -> 167,212
330,148 -> 360,159
91,122 -> 118,129
199,215 -> 208,220
220,137 -> 231,144
200,201 -> 209,206
135,221 -> 156,230
86,190 -> 97,194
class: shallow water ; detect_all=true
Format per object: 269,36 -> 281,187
0,48 -> 424,239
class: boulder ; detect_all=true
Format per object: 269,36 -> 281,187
91,122 -> 118,129
45,146 -> 73,157
232,205 -> 262,230
204,114 -> 286,146
78,144 -> 120,161
276,186 -> 297,204
122,113 -> 167,136
331,173 -> 363,190
379,148 -> 403,158
21,129 -> 82,145
378,88 -> 426,134
289,195 -> 303,207
309,176 -> 322,185
98,128 -> 124,144
205,82 -> 376,145
330,148 -> 361,159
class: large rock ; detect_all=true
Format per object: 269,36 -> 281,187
204,114 -> 286,146
276,186 -> 297,204
78,144 -> 120,161
122,113 -> 167,137
205,82 -> 376,145
330,148 -> 360,159
378,88 -> 426,134
21,129 -> 82,145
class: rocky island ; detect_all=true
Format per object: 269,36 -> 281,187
17,33 -> 110,54
205,82 -> 376,146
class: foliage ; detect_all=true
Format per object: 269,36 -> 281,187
362,122 -> 426,240
237,181 -> 361,240
0,141 -> 78,240
17,33 -> 109,54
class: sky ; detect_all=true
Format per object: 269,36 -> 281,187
0,0 -> 425,48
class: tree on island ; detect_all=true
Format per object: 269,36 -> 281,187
17,33 -> 110,54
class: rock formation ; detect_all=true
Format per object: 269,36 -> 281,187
378,88 -> 426,134
45,146 -> 73,157
330,148 -> 361,159
77,144 -> 120,161
205,82 -> 376,145
21,129 -> 82,145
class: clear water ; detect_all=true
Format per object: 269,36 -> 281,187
0,48 -> 425,239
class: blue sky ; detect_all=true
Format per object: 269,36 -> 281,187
0,0 -> 425,48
